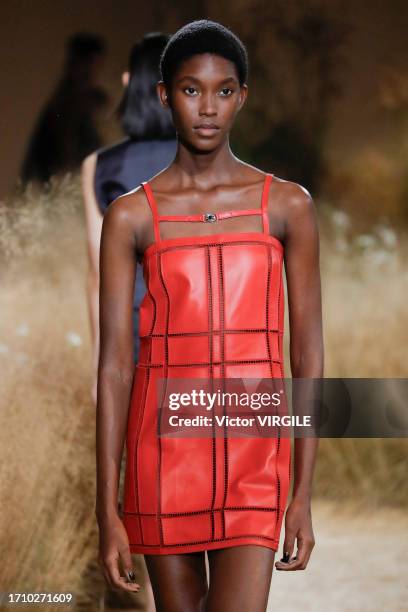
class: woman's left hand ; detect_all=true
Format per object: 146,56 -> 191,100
275,496 -> 315,571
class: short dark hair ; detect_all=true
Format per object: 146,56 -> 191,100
160,19 -> 249,90
117,32 -> 176,141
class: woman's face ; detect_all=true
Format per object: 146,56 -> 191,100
160,53 -> 247,150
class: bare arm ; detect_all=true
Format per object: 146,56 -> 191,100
275,182 -> 324,571
95,195 -> 140,592
81,152 -> 103,403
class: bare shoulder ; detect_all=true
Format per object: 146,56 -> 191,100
101,186 -> 153,260
269,175 -> 314,215
264,175 -> 317,245
103,185 -> 151,233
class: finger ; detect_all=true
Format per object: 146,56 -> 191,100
276,536 -> 303,571
116,576 -> 141,592
105,555 -> 140,592
282,529 -> 296,561
119,546 -> 139,586
276,537 -> 313,571
275,529 -> 296,569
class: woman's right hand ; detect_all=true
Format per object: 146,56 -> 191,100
97,512 -> 141,593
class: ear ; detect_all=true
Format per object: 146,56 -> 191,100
237,83 -> 248,112
121,71 -> 130,88
157,80 -> 170,108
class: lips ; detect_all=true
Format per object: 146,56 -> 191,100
194,123 -> 219,129
193,124 -> 220,138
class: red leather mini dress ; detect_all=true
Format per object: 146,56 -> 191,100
122,173 -> 291,555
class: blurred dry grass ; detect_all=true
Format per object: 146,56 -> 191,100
0,176 -> 102,609
299,204 -> 408,508
0,174 -> 407,608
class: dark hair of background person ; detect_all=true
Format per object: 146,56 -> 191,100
116,32 -> 176,140
159,19 -> 249,92
65,31 -> 106,68
21,31 -> 108,186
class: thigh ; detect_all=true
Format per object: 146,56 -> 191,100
206,545 -> 275,612
144,551 -> 208,612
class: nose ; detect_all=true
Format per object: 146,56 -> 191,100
198,91 -> 217,116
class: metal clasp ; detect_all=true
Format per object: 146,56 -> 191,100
203,212 -> 217,223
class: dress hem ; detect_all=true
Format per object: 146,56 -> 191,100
129,536 -> 279,556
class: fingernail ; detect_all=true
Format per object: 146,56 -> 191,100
126,570 -> 135,582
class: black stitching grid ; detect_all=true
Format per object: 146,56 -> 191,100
265,246 -> 274,379
146,257 -> 157,336
124,506 -> 279,516
129,533 -> 280,548
217,244 -> 229,540
132,366 -> 150,545
140,327 -> 283,338
206,246 -> 217,541
274,254 -> 283,541
267,246 -> 281,535
277,275 -> 284,378
144,237 -> 282,261
206,246 -> 214,379
131,237 -> 286,549
138,358 -> 283,368
156,251 -> 172,547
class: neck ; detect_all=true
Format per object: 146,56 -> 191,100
171,136 -> 241,187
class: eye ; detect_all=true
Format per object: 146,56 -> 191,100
219,87 -> 233,96
183,86 -> 199,96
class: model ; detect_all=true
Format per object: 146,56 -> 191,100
96,19 -> 323,612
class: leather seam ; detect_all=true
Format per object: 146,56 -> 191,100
144,238 -> 282,262
140,328 -> 283,338
128,533 -> 280,547
206,246 -> 217,539
156,251 -> 171,546
124,506 -> 280,516
217,244 -> 228,540
133,367 -> 149,545
137,359 -> 284,368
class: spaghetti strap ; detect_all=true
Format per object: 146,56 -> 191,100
141,181 -> 161,243
142,172 -> 274,244
261,173 -> 273,235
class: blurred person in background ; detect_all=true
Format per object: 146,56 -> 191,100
81,31 -> 177,612
82,31 -> 177,402
21,32 -> 108,186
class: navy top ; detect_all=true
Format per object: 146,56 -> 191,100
94,137 -> 178,363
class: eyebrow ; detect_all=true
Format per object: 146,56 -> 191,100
176,75 -> 237,85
